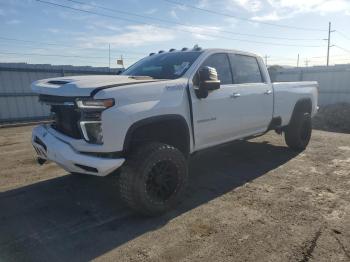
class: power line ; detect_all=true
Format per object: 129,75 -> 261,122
0,41 -> 143,60
334,45 -> 350,54
269,56 -> 298,61
0,51 -> 108,59
162,0 -> 327,32
335,30 -> 350,40
270,54 -> 350,61
309,57 -> 350,61
0,53 -> 109,65
0,42 -> 54,52
63,0 -> 323,42
0,36 -> 145,55
36,0 -> 324,48
333,58 -> 350,62
0,50 -> 137,60
266,52 -> 350,66
310,53 -> 350,58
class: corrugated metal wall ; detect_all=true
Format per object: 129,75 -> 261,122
0,63 -> 120,123
270,64 -> 350,106
1,63 -> 349,123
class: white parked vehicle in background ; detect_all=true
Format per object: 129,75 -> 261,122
31,47 -> 318,215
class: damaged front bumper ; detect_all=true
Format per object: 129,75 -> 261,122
32,125 -> 125,176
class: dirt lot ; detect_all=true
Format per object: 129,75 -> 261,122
313,103 -> 350,133
0,126 -> 349,262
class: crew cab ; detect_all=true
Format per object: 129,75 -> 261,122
31,47 -> 318,215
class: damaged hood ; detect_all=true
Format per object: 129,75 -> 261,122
31,75 -> 162,97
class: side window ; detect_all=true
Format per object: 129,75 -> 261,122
201,53 -> 233,85
229,54 -> 263,84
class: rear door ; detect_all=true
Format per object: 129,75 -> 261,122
228,54 -> 273,135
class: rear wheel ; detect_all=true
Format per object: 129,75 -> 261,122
119,142 -> 188,216
285,111 -> 312,151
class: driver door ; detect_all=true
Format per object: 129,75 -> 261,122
191,53 -> 243,150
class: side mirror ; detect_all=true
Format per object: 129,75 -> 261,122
195,66 -> 220,99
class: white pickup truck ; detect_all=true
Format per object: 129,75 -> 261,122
31,48 -> 318,215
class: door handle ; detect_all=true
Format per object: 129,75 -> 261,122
264,90 -> 272,95
230,93 -> 241,98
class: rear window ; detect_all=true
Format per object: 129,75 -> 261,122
229,54 -> 263,84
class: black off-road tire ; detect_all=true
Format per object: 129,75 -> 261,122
285,110 -> 312,151
119,142 -> 188,216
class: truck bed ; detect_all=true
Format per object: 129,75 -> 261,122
272,81 -> 318,126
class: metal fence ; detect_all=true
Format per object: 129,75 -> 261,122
0,63 -> 120,123
269,64 -> 350,106
1,63 -> 349,123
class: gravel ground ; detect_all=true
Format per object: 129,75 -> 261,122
0,126 -> 349,262
313,103 -> 350,134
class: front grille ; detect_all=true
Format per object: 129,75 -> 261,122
51,105 -> 82,139
39,95 -> 82,139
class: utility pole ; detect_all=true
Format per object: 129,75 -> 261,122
297,54 -> 300,68
108,44 -> 111,70
264,55 -> 270,66
326,22 -> 335,66
304,58 -> 310,67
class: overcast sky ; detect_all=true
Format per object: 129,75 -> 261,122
0,0 -> 350,68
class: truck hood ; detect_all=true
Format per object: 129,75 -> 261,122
31,75 -> 163,97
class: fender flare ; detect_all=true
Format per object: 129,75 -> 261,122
123,114 -> 191,154
289,98 -> 312,125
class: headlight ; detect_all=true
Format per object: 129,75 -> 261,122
76,98 -> 115,109
80,121 -> 103,144
76,98 -> 115,144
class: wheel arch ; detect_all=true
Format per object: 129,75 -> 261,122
123,114 -> 191,156
294,98 -> 312,113
288,98 -> 312,125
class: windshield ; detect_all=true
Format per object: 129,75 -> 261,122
122,51 -> 202,79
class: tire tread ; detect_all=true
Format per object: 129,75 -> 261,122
285,110 -> 312,151
119,142 -> 187,216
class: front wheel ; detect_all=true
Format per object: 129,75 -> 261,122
119,142 -> 188,216
284,111 -> 312,151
